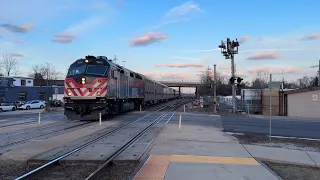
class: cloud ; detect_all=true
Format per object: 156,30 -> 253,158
248,67 -> 301,75
171,56 -> 201,61
142,72 -> 158,77
300,33 -> 320,41
162,72 -> 189,78
52,15 -> 106,44
12,39 -> 23,43
238,35 -> 250,44
246,52 -> 281,60
309,65 -> 319,68
44,28 -> 51,32
52,33 -> 75,44
155,62 -> 203,68
0,14 -> 4,19
130,32 -> 169,46
0,23 -> 35,33
6,52 -> 23,57
218,72 -> 246,78
153,1 -> 203,29
179,48 -> 220,52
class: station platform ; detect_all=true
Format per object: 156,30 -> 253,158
131,113 -> 280,180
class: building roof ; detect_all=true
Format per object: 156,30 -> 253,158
0,76 -> 34,79
283,86 -> 320,95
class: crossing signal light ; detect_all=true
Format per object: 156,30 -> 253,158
229,77 -> 235,84
237,77 -> 243,84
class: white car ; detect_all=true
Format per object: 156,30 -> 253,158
0,103 -> 16,112
19,100 -> 46,110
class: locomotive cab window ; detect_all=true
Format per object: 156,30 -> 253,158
86,65 -> 109,76
67,66 -> 86,76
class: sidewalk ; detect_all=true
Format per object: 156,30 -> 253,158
243,144 -> 320,166
132,113 -> 320,180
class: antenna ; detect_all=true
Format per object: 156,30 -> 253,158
122,59 -> 126,67
113,55 -> 117,64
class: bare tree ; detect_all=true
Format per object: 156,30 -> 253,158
28,63 -> 62,86
0,52 -> 19,76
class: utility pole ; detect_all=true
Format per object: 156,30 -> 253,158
318,59 -> 320,86
213,64 -> 217,114
44,62 -> 50,87
218,38 -> 240,113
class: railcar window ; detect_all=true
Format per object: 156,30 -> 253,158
86,65 -> 109,76
67,66 -> 86,76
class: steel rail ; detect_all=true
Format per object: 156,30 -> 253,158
85,101 -> 185,180
14,105 -> 170,180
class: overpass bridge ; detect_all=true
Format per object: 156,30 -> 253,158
159,80 -> 201,98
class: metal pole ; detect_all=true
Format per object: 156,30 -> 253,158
38,112 -> 41,124
318,59 -> 320,86
183,105 -> 185,112
99,113 -> 102,126
213,64 -> 217,113
140,104 -> 142,111
179,114 -> 182,129
231,55 -> 236,113
269,74 -> 272,141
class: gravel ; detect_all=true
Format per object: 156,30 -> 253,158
261,160 -> 320,180
232,134 -> 320,152
0,160 -> 29,179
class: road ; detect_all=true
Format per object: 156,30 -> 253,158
220,115 -> 320,139
0,109 -> 65,125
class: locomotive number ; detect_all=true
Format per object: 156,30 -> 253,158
132,88 -> 138,97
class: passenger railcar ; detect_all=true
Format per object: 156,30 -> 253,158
63,55 -> 177,120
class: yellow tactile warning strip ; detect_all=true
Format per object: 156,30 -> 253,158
133,155 -> 260,180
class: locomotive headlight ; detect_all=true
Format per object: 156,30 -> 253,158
81,77 -> 86,84
68,92 -> 71,96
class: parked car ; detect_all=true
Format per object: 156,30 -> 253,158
14,101 -> 25,108
51,99 -> 63,107
0,102 -> 16,112
19,100 -> 46,110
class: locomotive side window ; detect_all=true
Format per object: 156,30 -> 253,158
110,69 -> 114,78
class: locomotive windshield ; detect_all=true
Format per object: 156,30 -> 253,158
67,65 -> 109,76
86,65 -> 109,76
67,65 -> 86,76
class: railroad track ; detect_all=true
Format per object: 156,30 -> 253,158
14,98 -> 186,180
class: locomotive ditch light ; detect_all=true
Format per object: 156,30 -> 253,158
97,91 -> 101,96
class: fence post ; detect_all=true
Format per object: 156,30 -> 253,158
99,113 -> 102,126
179,114 -> 182,129
38,112 -> 41,124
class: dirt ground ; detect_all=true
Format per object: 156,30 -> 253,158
261,160 -> 320,180
232,134 -> 320,180
232,134 -> 320,152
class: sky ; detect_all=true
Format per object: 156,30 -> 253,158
1,0 -> 320,92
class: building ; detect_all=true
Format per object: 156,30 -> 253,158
0,76 -> 34,87
261,89 -> 280,116
280,86 -> 320,118
0,76 -> 64,103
